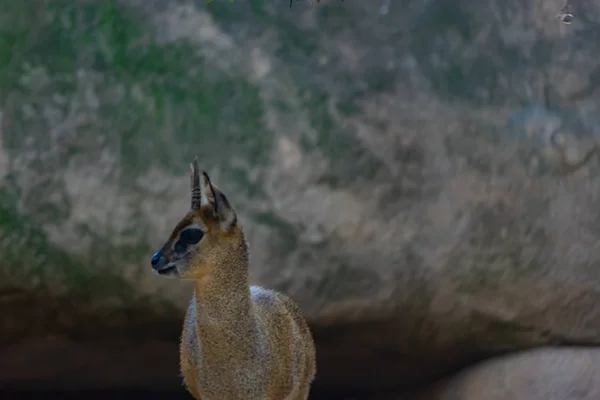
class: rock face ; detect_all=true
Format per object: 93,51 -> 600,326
1,0 -> 600,395
410,347 -> 600,400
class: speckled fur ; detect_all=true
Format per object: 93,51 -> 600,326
152,161 -> 316,400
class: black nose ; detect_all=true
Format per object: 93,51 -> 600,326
151,251 -> 162,267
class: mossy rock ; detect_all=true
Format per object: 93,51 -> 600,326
2,0 -> 600,393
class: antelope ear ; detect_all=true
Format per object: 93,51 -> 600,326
190,157 -> 202,210
200,171 -> 237,232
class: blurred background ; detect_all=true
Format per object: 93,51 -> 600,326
1,0 -> 600,399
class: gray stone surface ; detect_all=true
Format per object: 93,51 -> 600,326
410,347 -> 600,400
1,0 -> 600,394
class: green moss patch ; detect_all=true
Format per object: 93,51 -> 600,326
0,0 -> 272,297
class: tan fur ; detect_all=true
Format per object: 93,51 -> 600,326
151,160 -> 316,400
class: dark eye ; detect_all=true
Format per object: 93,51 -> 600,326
179,228 -> 204,244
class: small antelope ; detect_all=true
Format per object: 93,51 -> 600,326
150,158 -> 316,400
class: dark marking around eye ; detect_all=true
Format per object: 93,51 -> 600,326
180,228 -> 204,244
174,242 -> 186,253
173,228 -> 204,253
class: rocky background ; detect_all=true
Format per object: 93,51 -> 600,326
1,0 -> 600,398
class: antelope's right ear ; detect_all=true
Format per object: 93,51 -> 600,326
199,171 -> 237,232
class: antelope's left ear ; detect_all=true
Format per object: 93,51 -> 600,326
200,171 -> 237,232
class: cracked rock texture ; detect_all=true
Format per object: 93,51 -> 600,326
1,0 -> 600,397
